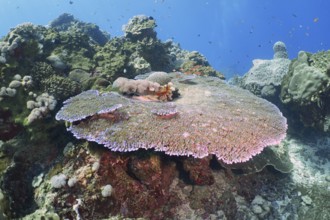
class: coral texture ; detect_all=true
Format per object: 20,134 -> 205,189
236,42 -> 290,101
112,77 -> 160,95
281,51 -> 329,106
122,15 -> 157,40
179,51 -> 225,79
273,41 -> 288,59
26,93 -> 57,124
146,71 -> 172,85
280,50 -> 330,131
56,75 -> 287,164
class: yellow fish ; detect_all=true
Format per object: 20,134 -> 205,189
313,17 -> 319,22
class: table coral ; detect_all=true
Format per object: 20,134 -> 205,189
56,74 -> 287,164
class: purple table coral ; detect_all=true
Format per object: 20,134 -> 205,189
56,75 -> 287,164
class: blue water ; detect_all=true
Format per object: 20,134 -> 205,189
1,0 -> 329,78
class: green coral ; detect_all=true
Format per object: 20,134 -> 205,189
281,50 -> 330,131
49,13 -> 110,46
41,75 -> 81,100
30,62 -> 57,86
281,51 -> 329,105
49,29 -> 97,71
123,15 -> 157,41
137,38 -> 172,71
94,38 -> 129,82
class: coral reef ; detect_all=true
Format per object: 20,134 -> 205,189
0,22 -> 46,65
93,37 -> 130,81
56,74 -> 287,164
235,41 -> 290,103
41,75 -> 81,101
281,50 -> 330,132
26,93 -> 57,125
123,15 -> 157,41
179,51 -> 225,79
2,13 -> 329,220
30,62 -> 57,86
0,74 -> 33,101
49,13 -> 110,46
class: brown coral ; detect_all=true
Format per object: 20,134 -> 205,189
112,77 -> 175,101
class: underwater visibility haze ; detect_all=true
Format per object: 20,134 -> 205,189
0,0 -> 330,219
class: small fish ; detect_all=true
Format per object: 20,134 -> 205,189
69,0 -> 73,4
313,17 -> 319,23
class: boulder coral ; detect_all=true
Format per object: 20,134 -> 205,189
56,74 -> 287,164
281,50 -> 330,131
145,71 -> 172,85
236,41 -> 290,102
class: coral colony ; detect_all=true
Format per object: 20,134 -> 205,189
56,73 -> 287,164
2,12 -> 330,219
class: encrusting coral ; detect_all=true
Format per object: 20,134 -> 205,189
56,73 -> 287,164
